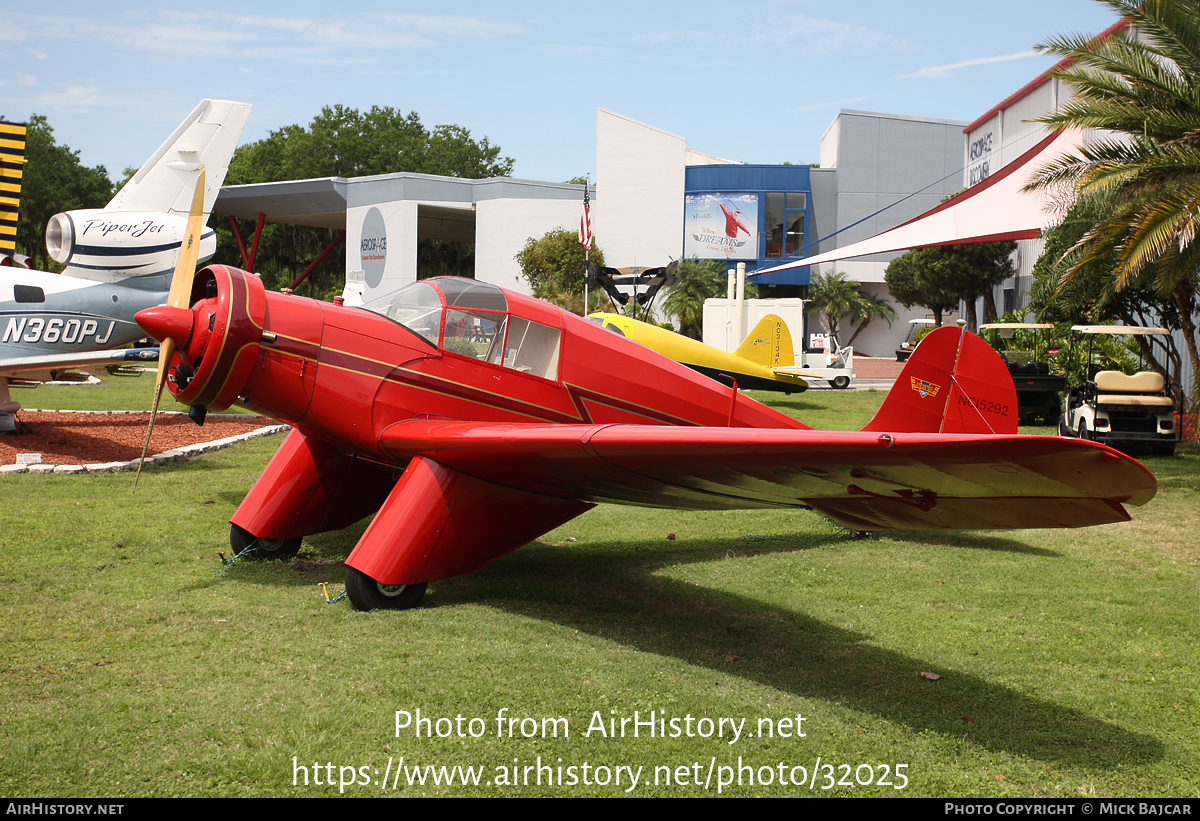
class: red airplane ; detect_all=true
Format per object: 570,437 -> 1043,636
135,268 -> 1156,612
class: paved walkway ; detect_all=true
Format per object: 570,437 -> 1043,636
804,356 -> 901,392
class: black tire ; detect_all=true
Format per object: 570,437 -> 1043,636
1057,414 -> 1071,437
1077,420 -> 1092,441
1153,441 -> 1177,457
345,566 -> 427,612
830,376 -> 850,389
229,523 -> 301,559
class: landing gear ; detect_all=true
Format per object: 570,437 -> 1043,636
229,523 -> 301,558
344,566 -> 428,612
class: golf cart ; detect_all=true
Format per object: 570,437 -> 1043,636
896,318 -> 936,362
1059,325 -> 1180,456
979,323 -> 1068,424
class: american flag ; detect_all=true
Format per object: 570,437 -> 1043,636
578,182 -> 592,250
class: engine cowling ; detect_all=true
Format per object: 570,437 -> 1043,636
136,264 -> 267,413
45,209 -> 216,280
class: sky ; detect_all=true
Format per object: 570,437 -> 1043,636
0,1 -> 1122,186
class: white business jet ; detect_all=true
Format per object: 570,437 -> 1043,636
0,99 -> 251,431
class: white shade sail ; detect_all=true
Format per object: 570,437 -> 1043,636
753,128 -> 1082,275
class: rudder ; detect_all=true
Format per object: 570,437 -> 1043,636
733,314 -> 794,368
105,99 -> 252,219
862,325 -> 1017,435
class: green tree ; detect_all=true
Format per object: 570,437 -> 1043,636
515,227 -> 605,314
807,271 -> 896,346
6,114 -> 113,270
662,258 -> 742,338
884,249 -> 958,326
1026,0 -> 1200,406
224,105 -> 513,183
808,271 -> 866,342
883,242 -> 1015,330
1029,191 -> 1184,383
845,290 -> 898,347
216,105 -> 514,298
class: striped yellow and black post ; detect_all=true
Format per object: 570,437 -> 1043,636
0,119 -> 27,257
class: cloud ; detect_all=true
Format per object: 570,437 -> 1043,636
34,82 -> 106,112
760,15 -> 913,52
5,10 -> 529,64
901,50 -> 1039,79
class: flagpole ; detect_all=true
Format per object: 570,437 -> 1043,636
581,172 -> 591,315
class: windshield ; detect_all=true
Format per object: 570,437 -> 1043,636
361,281 -> 443,346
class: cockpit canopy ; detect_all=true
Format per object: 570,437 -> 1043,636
361,278 -> 561,380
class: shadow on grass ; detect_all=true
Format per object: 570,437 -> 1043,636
198,491 -> 1152,766
884,531 -> 1062,558
419,534 -> 1162,768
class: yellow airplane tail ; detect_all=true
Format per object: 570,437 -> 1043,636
733,314 -> 795,368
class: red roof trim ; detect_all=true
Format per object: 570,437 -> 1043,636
920,228 -> 1044,249
963,18 -> 1130,134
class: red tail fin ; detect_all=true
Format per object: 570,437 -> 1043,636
862,326 -> 1017,435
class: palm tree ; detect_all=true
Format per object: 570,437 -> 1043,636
808,271 -> 869,344
1026,0 -> 1200,404
663,258 -> 731,338
845,291 -> 898,347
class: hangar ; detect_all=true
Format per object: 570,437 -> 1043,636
214,173 -> 584,303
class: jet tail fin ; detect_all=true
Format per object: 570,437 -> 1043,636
733,314 -> 795,368
105,99 -> 252,219
862,325 -> 1017,435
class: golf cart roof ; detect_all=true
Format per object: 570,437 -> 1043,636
980,322 -> 1054,330
1071,325 -> 1171,336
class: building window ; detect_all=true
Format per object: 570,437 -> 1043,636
764,193 -> 807,258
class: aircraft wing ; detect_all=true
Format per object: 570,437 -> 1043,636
0,348 -> 159,380
379,420 -> 1157,531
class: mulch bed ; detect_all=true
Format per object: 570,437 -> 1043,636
1,411 -> 279,466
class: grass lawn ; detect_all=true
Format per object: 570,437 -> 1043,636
1,380 -> 1197,797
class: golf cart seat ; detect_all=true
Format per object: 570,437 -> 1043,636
1093,370 -> 1174,407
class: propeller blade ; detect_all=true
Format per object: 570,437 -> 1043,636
167,166 -> 206,310
134,167 -> 206,490
133,339 -> 175,491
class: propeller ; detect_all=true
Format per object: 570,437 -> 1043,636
133,166 -> 206,490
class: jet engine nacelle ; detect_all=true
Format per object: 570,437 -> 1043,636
45,209 -> 216,282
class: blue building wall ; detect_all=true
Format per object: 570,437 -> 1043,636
684,164 -> 814,285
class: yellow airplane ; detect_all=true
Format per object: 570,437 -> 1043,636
588,312 -> 816,393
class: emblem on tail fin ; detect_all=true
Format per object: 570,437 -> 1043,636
910,377 -> 941,399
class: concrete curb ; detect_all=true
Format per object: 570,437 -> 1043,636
1,421 -> 288,476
